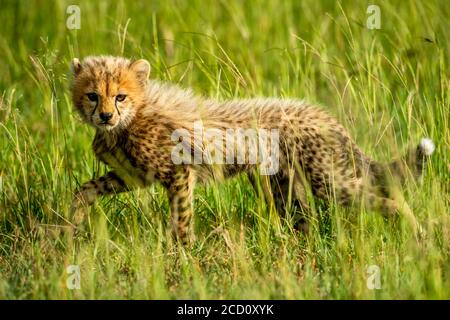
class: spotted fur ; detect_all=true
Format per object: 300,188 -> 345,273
70,56 -> 434,243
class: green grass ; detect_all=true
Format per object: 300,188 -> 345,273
0,0 -> 449,299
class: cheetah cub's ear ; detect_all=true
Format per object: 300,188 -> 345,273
71,58 -> 82,75
130,59 -> 151,82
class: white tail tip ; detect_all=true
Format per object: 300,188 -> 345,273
419,138 -> 435,156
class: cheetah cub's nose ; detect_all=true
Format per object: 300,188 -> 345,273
99,112 -> 113,122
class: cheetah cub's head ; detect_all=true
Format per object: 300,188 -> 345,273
70,56 -> 150,131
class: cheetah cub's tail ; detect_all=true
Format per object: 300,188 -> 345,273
390,137 -> 435,183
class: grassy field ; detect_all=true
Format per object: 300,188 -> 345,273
0,0 -> 448,299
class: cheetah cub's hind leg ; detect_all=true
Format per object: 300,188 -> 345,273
290,172 -> 312,233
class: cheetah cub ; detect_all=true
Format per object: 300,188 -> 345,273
70,56 -> 434,244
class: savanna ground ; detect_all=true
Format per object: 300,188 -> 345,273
0,0 -> 449,299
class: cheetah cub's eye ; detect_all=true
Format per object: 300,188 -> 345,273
116,94 -> 127,102
87,93 -> 98,102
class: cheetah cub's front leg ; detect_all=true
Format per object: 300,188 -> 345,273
166,166 -> 196,245
70,171 -> 128,226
